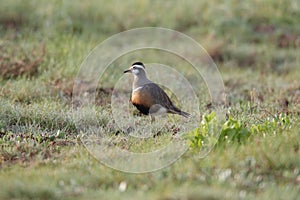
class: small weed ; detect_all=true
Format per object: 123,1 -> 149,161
219,115 -> 251,144
250,112 -> 293,135
188,111 -> 295,149
187,112 -> 251,149
187,112 -> 218,149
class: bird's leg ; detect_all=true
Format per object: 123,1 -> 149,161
150,115 -> 155,123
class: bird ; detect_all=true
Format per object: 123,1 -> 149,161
123,62 -> 190,118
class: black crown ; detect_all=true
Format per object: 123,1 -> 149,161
132,62 -> 145,68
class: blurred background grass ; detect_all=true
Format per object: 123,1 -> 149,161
0,0 -> 299,103
0,0 -> 299,199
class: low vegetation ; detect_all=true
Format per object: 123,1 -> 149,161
0,0 -> 299,199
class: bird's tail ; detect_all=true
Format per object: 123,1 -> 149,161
179,110 -> 191,118
170,108 -> 191,118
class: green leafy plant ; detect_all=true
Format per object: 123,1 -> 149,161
188,114 -> 252,149
219,115 -> 251,144
250,113 -> 292,135
187,112 -> 217,149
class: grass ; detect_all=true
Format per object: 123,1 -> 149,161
0,0 -> 300,199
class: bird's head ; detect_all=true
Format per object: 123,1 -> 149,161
124,62 -> 146,76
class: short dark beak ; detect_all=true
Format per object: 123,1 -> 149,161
123,69 -> 131,73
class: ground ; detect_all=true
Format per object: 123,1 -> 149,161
0,1 -> 299,199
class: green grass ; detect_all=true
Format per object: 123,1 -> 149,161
0,0 -> 300,199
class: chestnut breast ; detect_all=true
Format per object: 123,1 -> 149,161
131,88 -> 154,109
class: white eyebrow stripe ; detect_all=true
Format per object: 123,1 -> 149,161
132,65 -> 145,70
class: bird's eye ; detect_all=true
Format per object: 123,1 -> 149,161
133,66 -> 136,70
